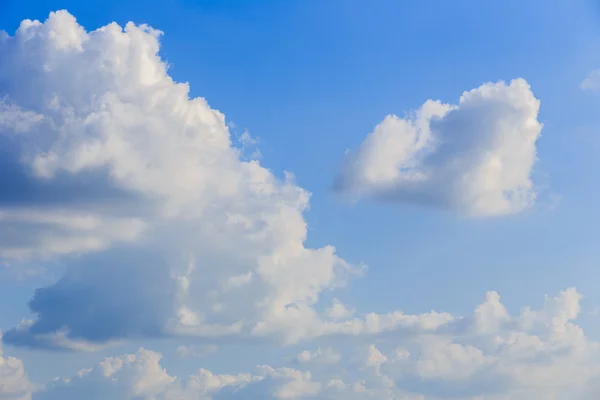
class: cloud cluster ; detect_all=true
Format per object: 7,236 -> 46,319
2,288 -> 600,399
2,8 -> 587,400
334,79 -> 543,217
33,348 -> 321,400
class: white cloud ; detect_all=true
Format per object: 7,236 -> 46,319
334,79 -> 543,217
0,332 -> 35,400
581,69 -> 600,91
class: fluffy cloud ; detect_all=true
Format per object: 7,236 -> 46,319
334,79 -> 543,217
4,288 -> 599,399
29,347 -> 323,400
0,332 -> 35,400
34,349 -> 178,400
35,351 -> 326,400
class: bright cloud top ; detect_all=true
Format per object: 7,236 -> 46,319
4,288 -> 600,399
334,79 -> 543,217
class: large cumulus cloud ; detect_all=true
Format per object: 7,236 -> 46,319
0,10 -> 343,347
334,79 -> 543,217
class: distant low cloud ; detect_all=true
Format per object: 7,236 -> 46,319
334,79 -> 543,217
2,288 -> 599,399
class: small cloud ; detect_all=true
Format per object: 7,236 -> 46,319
239,130 -> 258,146
581,69 -> 600,92
176,344 -> 218,358
296,347 -> 341,365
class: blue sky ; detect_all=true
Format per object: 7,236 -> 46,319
2,0 -> 600,399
